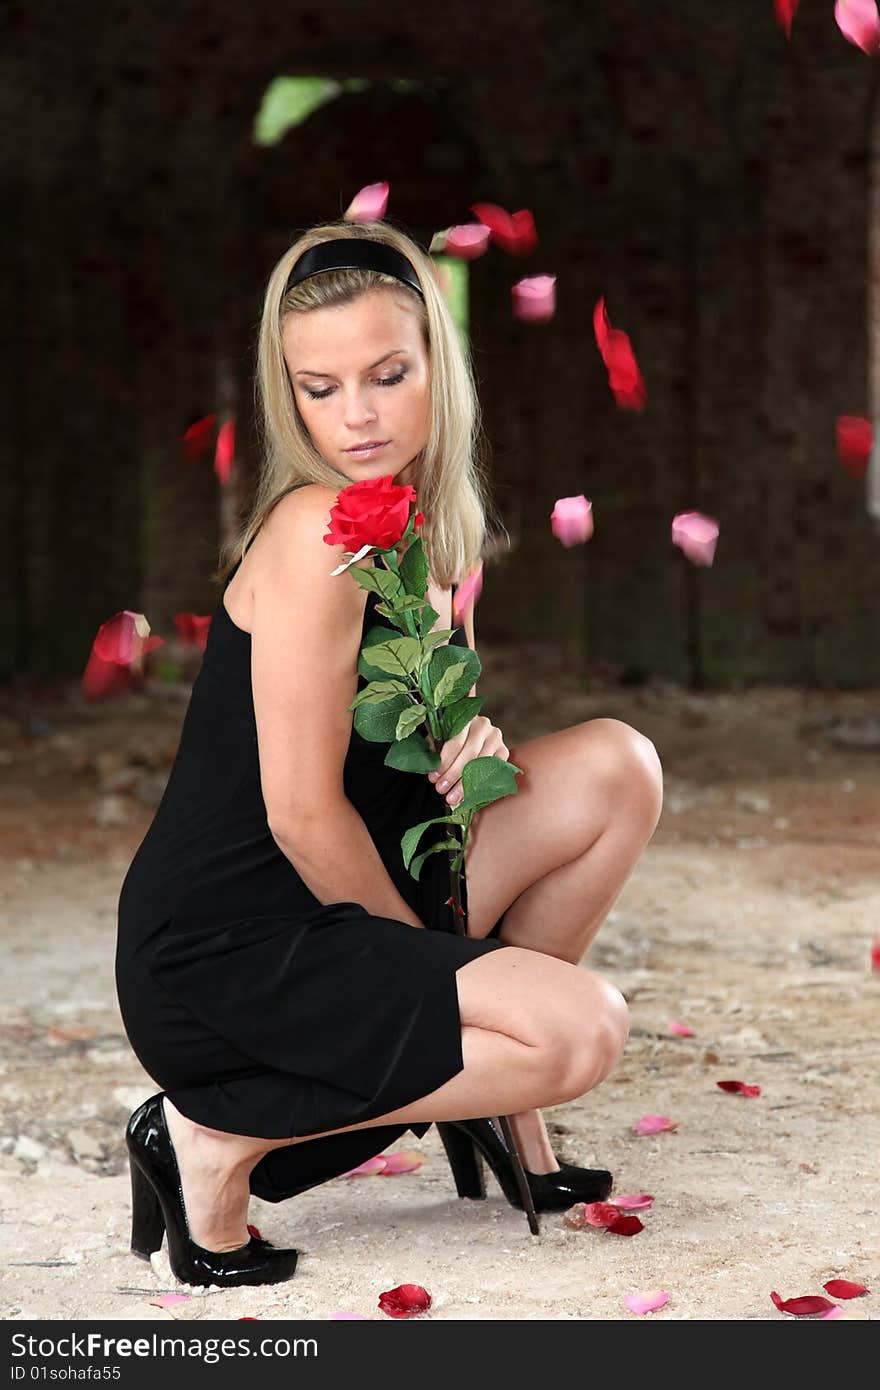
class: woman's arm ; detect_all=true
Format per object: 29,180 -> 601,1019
251,486 -> 426,930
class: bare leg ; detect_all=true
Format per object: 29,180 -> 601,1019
459,719 -> 664,1172
162,949 -> 628,1251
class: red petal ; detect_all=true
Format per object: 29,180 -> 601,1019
871,939 -> 880,972
717,1080 -> 762,1096
836,415 -> 873,476
214,417 -> 236,486
377,1283 -> 432,1318
469,202 -> 538,256
247,1223 -> 263,1240
774,0 -> 800,40
823,1279 -> 868,1298
582,1202 -> 620,1228
607,1215 -> 644,1236
180,413 -> 218,462
771,1290 -> 839,1316
593,299 -> 647,410
174,613 -> 212,651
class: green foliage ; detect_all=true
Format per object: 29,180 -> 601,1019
253,77 -> 341,145
383,731 -> 439,773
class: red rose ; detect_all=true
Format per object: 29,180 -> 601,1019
323,474 -> 419,553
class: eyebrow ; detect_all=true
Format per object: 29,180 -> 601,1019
294,348 -> 407,379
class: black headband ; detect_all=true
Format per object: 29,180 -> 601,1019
283,237 -> 424,299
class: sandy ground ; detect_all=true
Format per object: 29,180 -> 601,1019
1,641 -> 878,1322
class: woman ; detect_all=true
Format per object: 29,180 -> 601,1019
115,219 -> 663,1289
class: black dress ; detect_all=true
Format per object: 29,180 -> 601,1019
115,552 -> 509,1203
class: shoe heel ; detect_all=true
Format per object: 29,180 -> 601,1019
129,1157 -> 165,1259
437,1123 -> 486,1200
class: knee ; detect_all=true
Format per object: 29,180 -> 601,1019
550,977 -> 629,1102
580,718 -> 663,828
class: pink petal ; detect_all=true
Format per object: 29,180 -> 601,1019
624,1290 -> 669,1315
582,1202 -> 620,1228
771,1290 -> 839,1316
174,613 -> 212,652
717,1079 -> 762,1096
836,415 -> 873,477
821,1306 -> 844,1318
669,1021 -> 696,1037
774,0 -> 800,40
149,1293 -> 190,1309
610,1193 -> 654,1211
452,562 -> 484,626
436,224 -> 491,260
214,417 -> 235,486
633,1114 -> 678,1135
823,1279 -> 869,1298
82,612 -> 166,699
672,511 -> 720,567
511,274 -> 556,323
834,0 -> 880,54
340,1155 -> 388,1177
378,1150 -> 425,1175
872,939 -> 880,972
551,495 -> 594,547
344,181 -> 390,223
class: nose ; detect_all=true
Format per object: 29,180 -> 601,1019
342,384 -> 379,430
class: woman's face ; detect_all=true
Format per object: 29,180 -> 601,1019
281,288 -> 431,489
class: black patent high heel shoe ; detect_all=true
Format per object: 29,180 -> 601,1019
125,1092 -> 299,1288
437,1118 -> 613,1223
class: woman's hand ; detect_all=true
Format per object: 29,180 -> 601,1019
428,715 -> 510,808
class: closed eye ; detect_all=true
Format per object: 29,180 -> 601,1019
303,369 -> 407,401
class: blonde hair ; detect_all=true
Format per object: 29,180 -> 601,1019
214,218 -> 506,590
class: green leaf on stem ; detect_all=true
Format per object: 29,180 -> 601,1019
384,731 -> 439,773
432,661 -> 468,707
401,814 -> 457,868
358,624 -> 405,681
348,678 -> 410,711
426,645 -> 481,705
415,603 -> 440,638
353,693 -> 412,742
395,702 -> 428,740
360,635 -> 422,680
410,837 -> 461,881
349,565 -> 402,601
399,535 -> 428,599
419,628 -> 455,657
455,755 -> 523,813
440,695 -> 484,739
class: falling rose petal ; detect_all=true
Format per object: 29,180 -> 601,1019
149,1293 -> 190,1309
834,0 -> 880,55
340,1155 -> 387,1177
607,1214 -> 644,1236
452,561 -> 483,626
582,1202 -> 621,1228
774,0 -> 800,40
180,413 -> 218,462
551,495 -> 593,548
174,613 -> 212,651
379,1150 -> 426,1175
669,1021 -> 696,1037
871,939 -> 880,972
671,511 -> 720,567
592,298 -> 647,410
238,1316 -> 259,1320
377,1283 -> 432,1318
624,1290 -> 669,1315
823,1279 -> 869,1298
214,417 -> 236,486
836,415 -> 873,477
431,224 -> 491,260
610,1194 -> 655,1211
344,181 -> 390,223
633,1114 -> 678,1136
246,1223 -> 263,1241
469,202 -> 538,256
511,274 -> 556,323
82,613 -> 165,700
771,1290 -> 839,1316
717,1080 -> 762,1096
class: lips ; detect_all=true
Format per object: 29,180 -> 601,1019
345,440 -> 388,452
